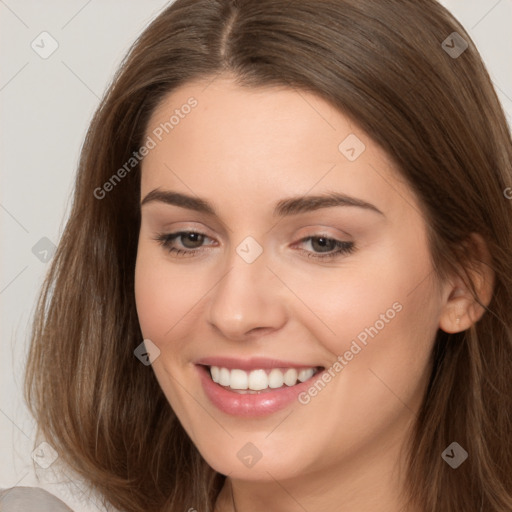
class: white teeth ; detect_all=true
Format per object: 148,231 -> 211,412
298,368 -> 315,382
208,366 -> 318,391
219,367 -> 230,386
268,368 -> 284,388
248,369 -> 268,390
210,366 -> 220,383
283,368 -> 298,386
230,369 -> 248,390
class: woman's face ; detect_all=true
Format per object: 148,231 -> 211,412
135,76 -> 447,483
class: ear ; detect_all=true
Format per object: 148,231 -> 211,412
438,234 -> 495,334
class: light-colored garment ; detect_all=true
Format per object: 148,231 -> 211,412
0,487 -> 73,511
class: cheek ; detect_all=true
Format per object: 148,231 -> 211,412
279,251 -> 439,457
134,243 -> 200,348
283,253 -> 434,353
282,233 -> 441,402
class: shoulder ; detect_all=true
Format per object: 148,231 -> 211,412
0,487 -> 73,511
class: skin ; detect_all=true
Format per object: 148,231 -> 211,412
134,75 -> 492,512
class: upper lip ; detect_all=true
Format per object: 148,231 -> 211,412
195,356 -> 324,371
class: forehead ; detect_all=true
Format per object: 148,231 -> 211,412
140,77 -> 417,220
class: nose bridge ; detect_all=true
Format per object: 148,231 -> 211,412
207,241 -> 286,338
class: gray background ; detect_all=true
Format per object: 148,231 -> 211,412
1,1 -> 511,510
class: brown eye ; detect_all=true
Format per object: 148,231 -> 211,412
296,236 -> 355,261
154,230 -> 217,258
310,237 -> 337,253
180,232 -> 205,249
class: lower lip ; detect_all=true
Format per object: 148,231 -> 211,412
197,365 -> 320,417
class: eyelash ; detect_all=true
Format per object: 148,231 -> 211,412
154,231 -> 355,261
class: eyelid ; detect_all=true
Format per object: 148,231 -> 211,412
145,211 -> 230,240
155,221 -> 217,237
293,224 -> 353,240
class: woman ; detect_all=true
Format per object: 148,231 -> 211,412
21,0 -> 512,511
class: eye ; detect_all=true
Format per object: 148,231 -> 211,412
153,232 -> 355,261
154,231 -> 215,257
296,236 -> 355,260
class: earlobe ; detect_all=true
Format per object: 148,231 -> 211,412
438,286 -> 475,333
438,234 -> 495,334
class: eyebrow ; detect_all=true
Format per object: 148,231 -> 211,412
141,189 -> 384,217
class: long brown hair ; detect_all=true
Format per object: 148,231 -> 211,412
25,0 -> 512,510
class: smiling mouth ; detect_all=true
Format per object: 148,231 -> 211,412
204,365 -> 324,394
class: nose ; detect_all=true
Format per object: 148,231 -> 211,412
207,250 -> 288,340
